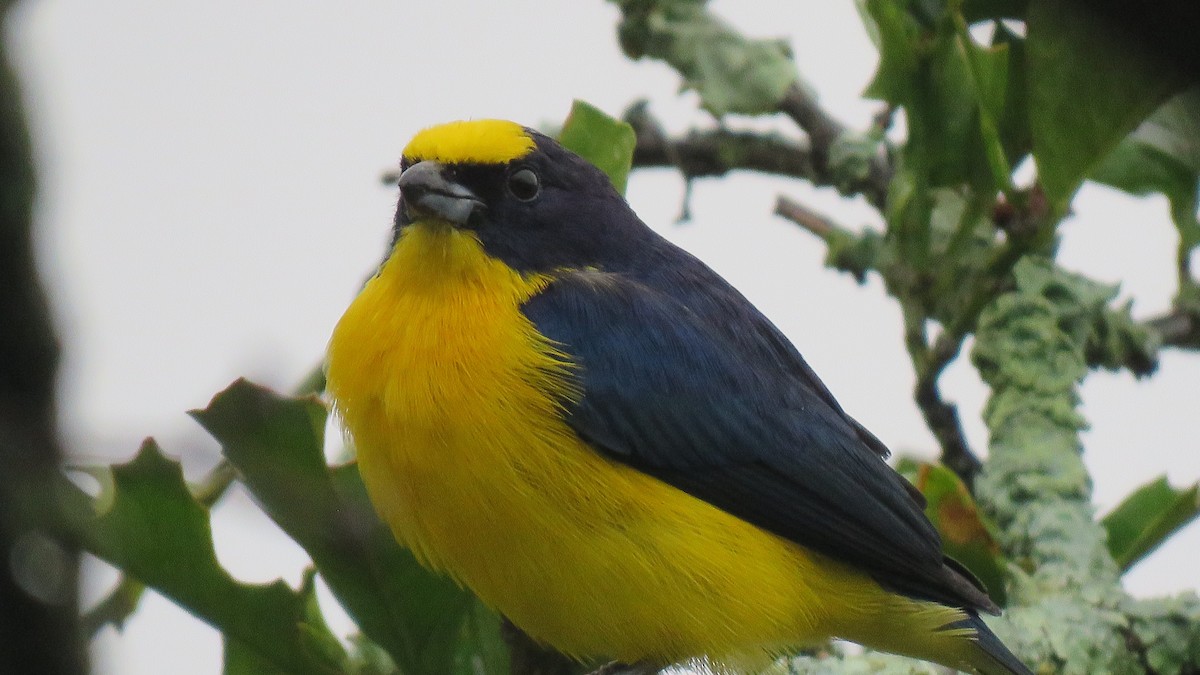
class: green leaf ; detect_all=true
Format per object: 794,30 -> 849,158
451,602 -> 511,675
57,442 -> 345,674
1102,477 -> 1200,573
896,459 -> 1008,605
989,23 -> 1031,171
1027,0 -> 1187,210
225,569 -> 345,675
864,1 -> 1003,192
224,637 -> 292,675
961,36 -> 1014,191
557,101 -> 637,195
862,0 -> 921,104
963,0 -> 1028,22
80,575 -> 144,637
192,379 -> 505,675
1092,88 -> 1200,255
346,634 -> 402,675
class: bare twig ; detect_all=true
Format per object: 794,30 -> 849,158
916,333 -> 981,486
773,195 -> 843,240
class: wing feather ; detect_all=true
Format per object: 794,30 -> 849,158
522,268 -> 996,613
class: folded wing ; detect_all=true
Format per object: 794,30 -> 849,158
522,269 -> 995,613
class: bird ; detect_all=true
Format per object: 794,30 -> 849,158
324,119 -> 1032,675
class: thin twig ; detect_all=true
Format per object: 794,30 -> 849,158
900,302 -> 981,486
625,95 -> 892,207
915,332 -> 981,486
627,118 -> 816,181
773,195 -> 843,240
777,83 -> 844,161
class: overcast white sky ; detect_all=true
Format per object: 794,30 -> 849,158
6,1 -> 1198,673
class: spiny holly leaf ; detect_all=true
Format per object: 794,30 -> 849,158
192,379 -> 504,675
1102,477 -> 1200,573
897,458 -> 1007,605
57,441 -> 345,674
222,569 -> 346,674
558,100 -> 637,195
1027,0 -> 1187,210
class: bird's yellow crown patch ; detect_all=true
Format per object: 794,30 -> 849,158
403,119 -> 535,165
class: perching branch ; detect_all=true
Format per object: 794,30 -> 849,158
968,258 -> 1200,672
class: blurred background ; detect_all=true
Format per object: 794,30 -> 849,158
4,0 -> 1197,672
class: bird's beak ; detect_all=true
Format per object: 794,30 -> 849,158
397,161 -> 484,227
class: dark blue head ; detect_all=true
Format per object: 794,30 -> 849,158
394,120 -> 654,274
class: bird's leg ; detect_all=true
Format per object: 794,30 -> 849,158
586,661 -> 662,675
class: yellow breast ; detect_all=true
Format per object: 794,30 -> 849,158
325,224 -> 965,667
325,223 -> 572,565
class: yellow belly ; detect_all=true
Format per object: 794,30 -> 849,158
325,225 -> 968,668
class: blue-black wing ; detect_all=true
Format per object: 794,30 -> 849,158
522,267 -> 995,613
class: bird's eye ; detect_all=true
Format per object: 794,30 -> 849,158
507,168 -> 540,202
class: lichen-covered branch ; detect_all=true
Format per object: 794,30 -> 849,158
1085,302 -> 1162,377
627,103 -> 816,180
611,0 -> 892,206
969,258 -> 1197,672
1123,595 -> 1200,674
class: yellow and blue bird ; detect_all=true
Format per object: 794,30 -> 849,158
325,119 -> 1031,675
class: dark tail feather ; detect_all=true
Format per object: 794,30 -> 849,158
957,613 -> 1034,675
